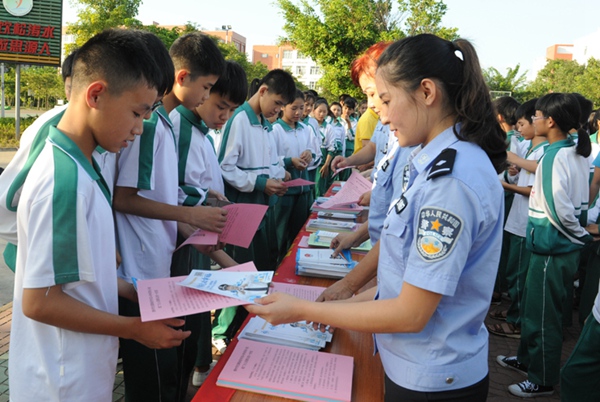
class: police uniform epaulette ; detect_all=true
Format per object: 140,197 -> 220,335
427,148 -> 456,180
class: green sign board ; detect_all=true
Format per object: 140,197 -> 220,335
0,0 -> 62,66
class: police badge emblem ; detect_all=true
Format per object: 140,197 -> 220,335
416,207 -> 463,262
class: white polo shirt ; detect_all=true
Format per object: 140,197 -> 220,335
170,105 -> 224,206
10,127 -> 118,402
115,106 -> 178,282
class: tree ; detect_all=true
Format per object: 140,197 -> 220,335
483,64 -> 528,102
276,0 -> 458,99
66,0 -> 142,52
526,59 -> 585,97
21,67 -> 64,109
574,58 -> 600,106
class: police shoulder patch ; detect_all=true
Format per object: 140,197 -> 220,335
427,148 -> 456,180
416,207 -> 463,262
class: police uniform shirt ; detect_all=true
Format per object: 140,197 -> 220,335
10,127 -> 118,401
115,106 -> 178,282
504,140 -> 548,238
170,105 -> 225,206
375,125 -> 504,392
218,102 -> 285,194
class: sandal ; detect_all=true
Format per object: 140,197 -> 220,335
487,322 -> 521,339
489,309 -> 507,321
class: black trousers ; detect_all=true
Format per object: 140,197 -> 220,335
384,374 -> 489,402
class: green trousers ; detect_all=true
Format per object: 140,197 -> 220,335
560,313 -> 600,402
494,193 -> 514,294
505,233 -> 532,326
517,251 -> 579,386
579,244 -> 600,327
273,191 -> 311,261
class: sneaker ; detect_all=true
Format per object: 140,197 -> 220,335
496,355 -> 528,376
212,338 -> 228,354
508,380 -> 554,398
192,361 -> 216,387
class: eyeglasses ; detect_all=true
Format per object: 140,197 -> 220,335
151,101 -> 163,113
531,115 -> 549,122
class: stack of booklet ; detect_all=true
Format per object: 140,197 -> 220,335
296,248 -> 357,278
311,197 -> 363,215
239,316 -> 332,351
305,218 -> 357,233
308,230 -> 372,253
316,211 -> 357,220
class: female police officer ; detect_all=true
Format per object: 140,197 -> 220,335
247,34 -> 507,402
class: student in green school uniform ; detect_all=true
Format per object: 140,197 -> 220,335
338,96 -> 358,181
169,60 -> 248,387
113,32 -> 227,402
491,96 -> 521,305
272,89 -> 318,260
488,99 -> 548,338
7,28 -> 191,402
313,98 -> 344,197
497,93 -> 594,398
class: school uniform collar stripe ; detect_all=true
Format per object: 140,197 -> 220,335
275,119 -> 305,132
410,125 -> 460,175
176,105 -> 209,134
155,105 -> 174,128
240,101 -> 271,129
48,127 -> 112,206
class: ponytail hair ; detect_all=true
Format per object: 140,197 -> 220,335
535,93 -> 591,158
377,34 -> 507,173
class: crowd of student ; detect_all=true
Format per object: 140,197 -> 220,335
0,26 -> 598,402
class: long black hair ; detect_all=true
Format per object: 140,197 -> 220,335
377,34 -> 507,173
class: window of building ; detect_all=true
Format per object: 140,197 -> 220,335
297,52 -> 306,59
310,66 -> 320,75
261,53 -> 268,58
283,50 -> 293,59
296,66 -> 306,75
309,82 -> 316,89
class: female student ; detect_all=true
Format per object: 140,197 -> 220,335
272,89 -> 318,259
248,34 -> 507,401
497,93 -> 594,398
313,98 -> 344,197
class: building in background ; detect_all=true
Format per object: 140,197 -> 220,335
547,30 -> 600,64
546,44 -> 574,61
252,43 -> 323,90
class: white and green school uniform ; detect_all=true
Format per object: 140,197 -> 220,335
272,119 -> 318,257
218,101 -> 285,271
115,106 -> 178,283
315,119 -> 344,197
169,105 -> 221,400
302,115 -> 322,190
560,281 -> 600,401
170,105 -> 224,206
494,130 -> 522,295
502,140 -> 547,326
0,105 -> 66,270
9,127 -> 117,402
114,105 -> 180,401
517,138 -> 593,387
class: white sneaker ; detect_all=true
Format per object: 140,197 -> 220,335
212,338 -> 228,354
192,361 -> 216,387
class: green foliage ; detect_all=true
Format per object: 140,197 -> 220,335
276,0 -> 457,99
0,117 -> 36,148
483,64 -> 529,102
526,59 -> 585,97
21,66 -> 65,108
131,22 -> 199,49
66,0 -> 143,52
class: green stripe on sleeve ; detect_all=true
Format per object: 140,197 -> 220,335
52,146 -> 80,284
177,113 -> 194,185
137,113 -> 158,190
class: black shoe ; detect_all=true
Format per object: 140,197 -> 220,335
508,380 -> 554,398
496,355 -> 527,376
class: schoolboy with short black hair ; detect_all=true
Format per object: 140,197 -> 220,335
113,31 -> 226,402
169,60 -> 247,390
8,28 -> 191,402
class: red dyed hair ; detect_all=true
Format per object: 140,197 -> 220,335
350,41 -> 392,87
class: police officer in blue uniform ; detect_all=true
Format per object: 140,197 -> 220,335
247,34 -> 507,402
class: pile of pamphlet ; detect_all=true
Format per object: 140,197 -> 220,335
311,197 -> 363,215
308,230 -> 372,253
305,218 -> 357,232
295,248 -> 357,278
238,317 -> 332,351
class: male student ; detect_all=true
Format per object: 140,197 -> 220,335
113,32 -> 227,402
8,28 -> 190,402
